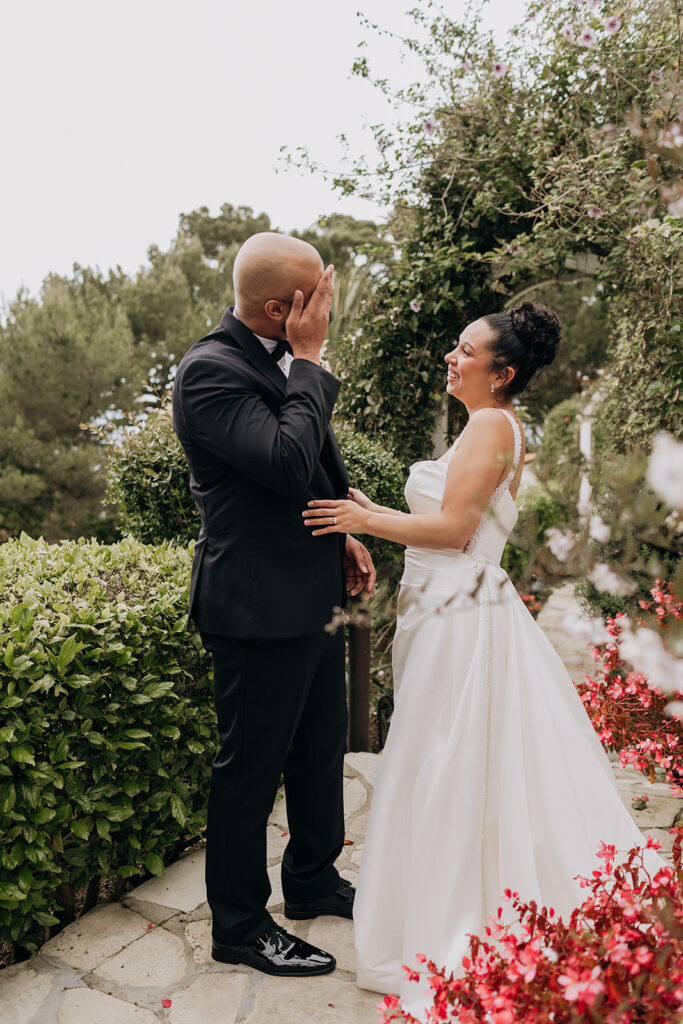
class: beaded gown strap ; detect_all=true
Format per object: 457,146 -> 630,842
497,409 -> 523,489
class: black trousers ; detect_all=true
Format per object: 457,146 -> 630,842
200,628 -> 348,944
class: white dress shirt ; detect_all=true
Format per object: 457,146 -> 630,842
256,333 -> 292,378
232,310 -> 292,378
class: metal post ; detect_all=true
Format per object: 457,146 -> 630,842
347,604 -> 371,752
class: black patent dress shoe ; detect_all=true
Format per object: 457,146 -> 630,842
284,877 -> 355,921
211,922 -> 336,976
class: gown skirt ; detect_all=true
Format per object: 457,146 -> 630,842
353,441 -> 661,1020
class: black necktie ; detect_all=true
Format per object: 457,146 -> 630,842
271,339 -> 293,363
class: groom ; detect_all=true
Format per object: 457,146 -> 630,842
172,232 -> 375,976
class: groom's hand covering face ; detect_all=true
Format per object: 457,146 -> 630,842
283,265 -> 334,362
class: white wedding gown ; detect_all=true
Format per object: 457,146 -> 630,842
354,410 -> 660,1019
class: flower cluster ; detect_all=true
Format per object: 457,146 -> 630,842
378,835 -> 683,1024
575,581 -> 683,795
519,592 -> 542,619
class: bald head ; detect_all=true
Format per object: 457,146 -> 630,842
233,232 -> 324,338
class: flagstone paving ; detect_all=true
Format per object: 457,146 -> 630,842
1,583 -> 681,1023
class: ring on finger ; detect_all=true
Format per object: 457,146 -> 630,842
333,516 -> 337,525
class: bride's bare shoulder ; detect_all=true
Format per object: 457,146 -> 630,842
461,408 -> 514,445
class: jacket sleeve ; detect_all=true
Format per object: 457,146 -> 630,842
175,356 -> 340,494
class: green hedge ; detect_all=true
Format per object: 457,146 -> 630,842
501,484 -> 571,583
534,395 -> 582,504
107,407 -> 408,576
0,535 -> 213,952
106,411 -> 200,545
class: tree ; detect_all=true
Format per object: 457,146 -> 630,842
0,205 -> 384,538
294,0 -> 682,461
0,268 -> 134,538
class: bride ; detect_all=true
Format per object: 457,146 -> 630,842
302,301 -> 662,1018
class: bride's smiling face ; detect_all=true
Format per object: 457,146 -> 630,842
445,319 -> 499,403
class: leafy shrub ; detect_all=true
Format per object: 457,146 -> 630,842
0,535 -> 213,953
106,409 -> 199,545
501,484 -> 571,583
107,406 -> 408,575
331,420 -> 407,575
534,396 -> 582,504
380,834 -> 683,1024
573,448 -> 682,621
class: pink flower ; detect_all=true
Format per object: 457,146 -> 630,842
559,966 -> 605,1004
579,26 -> 597,45
561,25 -> 575,39
493,62 -> 507,77
605,15 -> 621,33
649,68 -> 663,84
423,117 -> 435,133
409,299 -> 421,313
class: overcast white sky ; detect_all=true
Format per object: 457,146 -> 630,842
1,0 -> 528,304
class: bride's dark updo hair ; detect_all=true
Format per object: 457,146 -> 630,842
484,300 -> 562,397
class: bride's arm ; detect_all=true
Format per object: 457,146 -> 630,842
347,487 -> 408,518
304,409 -> 513,549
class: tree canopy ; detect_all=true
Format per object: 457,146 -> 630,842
299,0 -> 682,460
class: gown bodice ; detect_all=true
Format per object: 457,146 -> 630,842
404,408 -> 522,569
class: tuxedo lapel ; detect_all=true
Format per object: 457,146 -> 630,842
218,307 -> 348,495
219,308 -> 286,396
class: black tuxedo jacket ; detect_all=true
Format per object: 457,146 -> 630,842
172,308 -> 349,638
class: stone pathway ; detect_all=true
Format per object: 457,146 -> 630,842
0,754 -> 381,1024
1,584 -> 681,1023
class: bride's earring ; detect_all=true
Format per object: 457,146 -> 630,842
490,383 -> 496,393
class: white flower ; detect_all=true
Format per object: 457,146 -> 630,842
646,431 -> 683,509
546,527 -> 575,562
605,15 -> 621,33
665,510 -> 683,533
588,563 -> 635,596
658,124 -> 683,150
589,515 -> 611,543
620,624 -> 683,693
409,299 -> 421,313
564,613 -> 611,646
579,26 -> 597,45
561,25 -> 575,39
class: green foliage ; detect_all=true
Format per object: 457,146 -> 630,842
0,534 -> 213,952
0,205 -> 382,539
106,406 -> 407,574
298,0 -> 682,462
574,448 -> 682,620
332,421 -> 407,574
106,409 -> 200,545
0,269 -> 134,540
594,217 -> 683,457
501,484 -> 571,583
535,395 -> 583,503
517,282 -> 608,431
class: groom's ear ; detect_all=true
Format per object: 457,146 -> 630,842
264,299 -> 289,323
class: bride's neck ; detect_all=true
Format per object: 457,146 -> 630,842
465,399 -> 513,417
